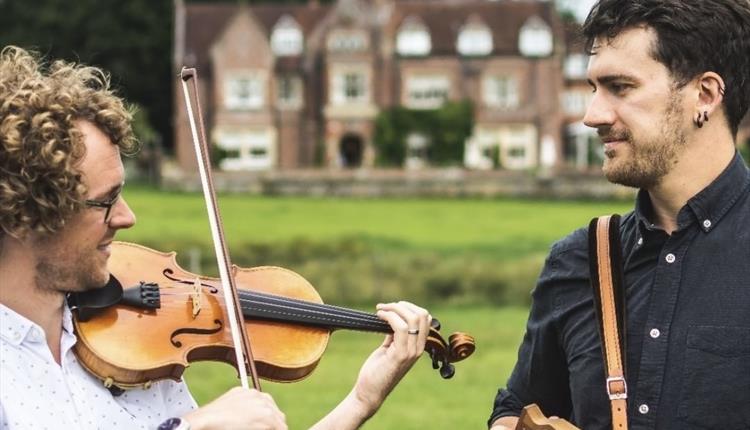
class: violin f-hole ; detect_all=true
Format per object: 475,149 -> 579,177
170,319 -> 223,348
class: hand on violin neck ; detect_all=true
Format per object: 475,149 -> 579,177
310,301 -> 431,430
182,387 -> 287,430
355,302 -> 431,413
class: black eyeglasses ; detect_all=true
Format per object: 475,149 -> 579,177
85,191 -> 121,223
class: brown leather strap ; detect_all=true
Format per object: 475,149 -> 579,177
591,216 -> 628,430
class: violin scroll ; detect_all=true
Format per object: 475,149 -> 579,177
424,322 -> 475,379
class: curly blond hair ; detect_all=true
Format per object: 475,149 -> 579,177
0,46 -> 138,241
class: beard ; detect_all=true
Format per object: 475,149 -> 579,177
33,238 -> 110,294
600,95 -> 687,189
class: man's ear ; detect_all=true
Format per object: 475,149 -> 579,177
695,71 -> 726,118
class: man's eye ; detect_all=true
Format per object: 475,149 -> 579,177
610,83 -> 629,93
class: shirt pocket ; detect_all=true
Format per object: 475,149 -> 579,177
677,325 -> 750,430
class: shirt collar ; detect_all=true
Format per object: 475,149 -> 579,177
634,152 -> 750,234
0,302 -> 75,346
0,303 -> 38,346
685,151 -> 750,233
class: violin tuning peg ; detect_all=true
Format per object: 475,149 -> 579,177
439,362 -> 455,379
430,318 -> 441,331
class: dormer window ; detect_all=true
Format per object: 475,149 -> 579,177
396,17 -> 431,57
457,21 -> 493,56
271,15 -> 303,56
518,16 -> 553,57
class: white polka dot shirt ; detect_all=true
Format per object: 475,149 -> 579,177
0,304 -> 198,429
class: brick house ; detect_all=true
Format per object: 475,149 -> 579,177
175,0 -> 749,173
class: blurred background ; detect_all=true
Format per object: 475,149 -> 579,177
2,0 -> 748,428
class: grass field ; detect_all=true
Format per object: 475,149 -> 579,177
115,188 -> 632,428
118,186 -> 631,260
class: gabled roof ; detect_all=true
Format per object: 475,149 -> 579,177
180,3 -> 331,75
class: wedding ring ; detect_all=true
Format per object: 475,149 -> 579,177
408,328 -> 419,335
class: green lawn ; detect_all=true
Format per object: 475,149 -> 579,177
115,188 -> 633,428
118,186 -> 631,260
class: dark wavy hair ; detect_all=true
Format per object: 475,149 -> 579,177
582,0 -> 750,137
0,46 -> 138,241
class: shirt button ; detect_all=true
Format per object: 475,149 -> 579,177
639,404 -> 650,414
29,328 -> 44,343
637,237 -> 643,246
703,219 -> 712,229
649,328 -> 661,339
665,253 -> 676,263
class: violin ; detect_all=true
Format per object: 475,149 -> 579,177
69,241 -> 475,389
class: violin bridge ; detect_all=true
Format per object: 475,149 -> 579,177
190,277 -> 202,318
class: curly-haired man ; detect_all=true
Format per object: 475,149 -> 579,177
0,46 -> 432,430
489,1 -> 750,429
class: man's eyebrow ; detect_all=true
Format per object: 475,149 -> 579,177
588,74 -> 638,87
93,182 -> 124,200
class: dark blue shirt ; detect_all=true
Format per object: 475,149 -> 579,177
489,153 -> 750,430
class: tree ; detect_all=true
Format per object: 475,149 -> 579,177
1,0 -> 175,149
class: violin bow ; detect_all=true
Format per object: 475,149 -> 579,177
180,67 -> 261,390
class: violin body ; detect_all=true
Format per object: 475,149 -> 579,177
515,405 -> 579,430
73,242 -> 474,389
76,242 -> 331,387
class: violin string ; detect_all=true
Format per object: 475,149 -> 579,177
236,291 -> 392,332
239,291 -> 389,328
239,296 -> 392,332
162,283 -> 391,331
241,290 -> 385,323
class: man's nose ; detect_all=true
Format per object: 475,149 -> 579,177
108,196 -> 136,229
582,91 -> 616,129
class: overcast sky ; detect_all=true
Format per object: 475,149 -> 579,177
558,0 -> 598,22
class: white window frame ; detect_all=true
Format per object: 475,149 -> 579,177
564,53 -> 588,79
518,16 -> 553,58
396,18 -> 431,57
562,90 -> 592,115
214,129 -> 275,171
405,75 -> 450,109
502,125 -> 536,169
457,25 -> 493,57
276,75 -> 303,109
327,29 -> 368,52
330,66 -> 369,105
483,75 -> 520,110
271,15 -> 303,57
224,71 -> 266,110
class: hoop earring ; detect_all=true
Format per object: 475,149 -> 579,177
695,111 -> 705,128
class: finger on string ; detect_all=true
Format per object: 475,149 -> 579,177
376,308 -> 409,352
378,302 -> 420,354
397,301 -> 431,352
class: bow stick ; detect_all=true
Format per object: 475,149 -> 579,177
180,67 -> 261,390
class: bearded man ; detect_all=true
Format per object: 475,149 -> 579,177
489,0 -> 750,429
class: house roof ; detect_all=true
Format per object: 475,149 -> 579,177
181,3 -> 331,75
178,0 -> 564,75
